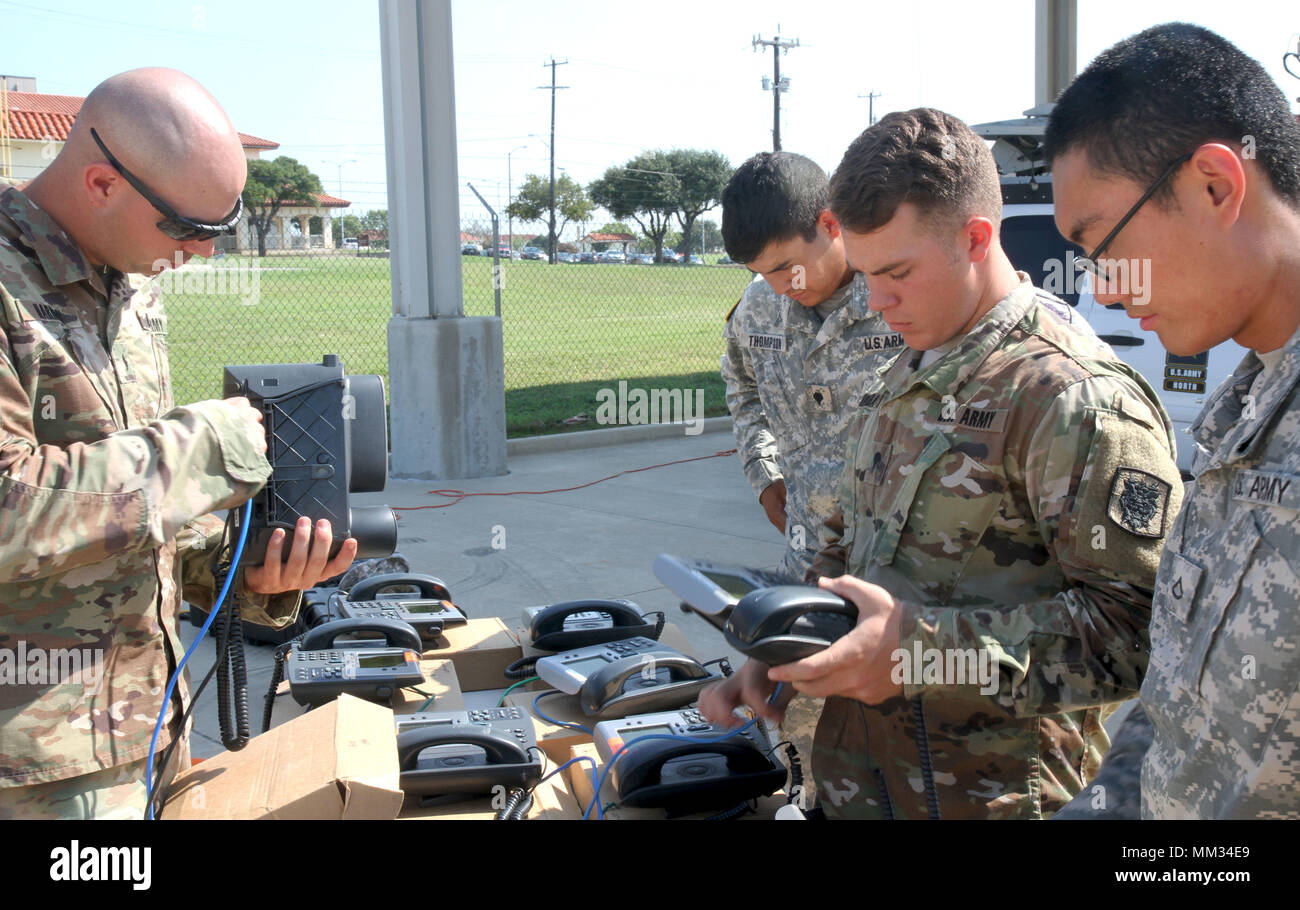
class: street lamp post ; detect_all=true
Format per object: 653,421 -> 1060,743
324,158 -> 356,247
507,144 -> 527,257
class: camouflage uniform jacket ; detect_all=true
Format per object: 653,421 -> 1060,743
722,272 -> 904,578
1142,321 -> 1300,818
811,276 -> 1183,819
0,185 -> 297,787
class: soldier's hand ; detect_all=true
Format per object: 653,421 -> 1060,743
768,574 -> 904,705
759,480 -> 788,532
244,516 -> 359,594
699,658 -> 791,727
221,396 -> 267,456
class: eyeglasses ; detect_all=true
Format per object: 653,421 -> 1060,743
90,127 -> 242,242
1073,152 -> 1192,284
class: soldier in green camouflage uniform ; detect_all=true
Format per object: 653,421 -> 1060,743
0,69 -> 355,819
802,274 -> 1180,818
704,109 -> 1181,819
1047,24 -> 1300,819
716,153 -> 905,802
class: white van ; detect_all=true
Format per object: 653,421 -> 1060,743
976,107 -> 1249,475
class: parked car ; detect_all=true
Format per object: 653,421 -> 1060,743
717,255 -> 736,265
461,242 -> 482,256
556,251 -> 579,263
579,251 -> 597,263
521,246 -> 547,261
657,250 -> 681,263
342,238 -> 359,250
598,249 -> 626,263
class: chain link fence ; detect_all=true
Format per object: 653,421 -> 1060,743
164,214 -> 751,437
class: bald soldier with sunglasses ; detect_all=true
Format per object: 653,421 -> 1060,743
0,68 -> 356,818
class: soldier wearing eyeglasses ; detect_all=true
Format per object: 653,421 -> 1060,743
0,68 -> 356,818
1047,23 -> 1300,820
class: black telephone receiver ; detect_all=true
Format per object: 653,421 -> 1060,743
299,617 -> 423,653
529,598 -> 656,652
348,573 -> 457,607
579,652 -> 716,719
612,736 -> 787,813
724,586 -> 857,665
396,726 -> 541,798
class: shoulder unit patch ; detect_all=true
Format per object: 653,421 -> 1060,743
1107,467 -> 1172,539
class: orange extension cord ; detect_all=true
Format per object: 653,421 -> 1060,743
391,449 -> 738,511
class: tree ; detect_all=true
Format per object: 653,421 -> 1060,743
506,174 -> 594,259
665,149 -> 730,262
588,151 -> 678,262
242,157 -> 324,257
331,214 -> 362,244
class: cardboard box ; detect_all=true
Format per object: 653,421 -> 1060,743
393,659 -> 463,714
422,617 -> 522,692
162,695 -> 403,820
502,688 -> 594,764
511,621 -> 700,692
565,742 -> 788,821
268,658 -> 463,729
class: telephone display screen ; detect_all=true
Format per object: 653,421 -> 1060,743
358,653 -> 408,669
404,601 -> 450,614
619,724 -> 674,743
563,656 -> 613,675
701,571 -> 760,601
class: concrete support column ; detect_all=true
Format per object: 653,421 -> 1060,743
379,0 -> 507,479
1035,0 -> 1077,107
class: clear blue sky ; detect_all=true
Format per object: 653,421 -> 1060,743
4,0 -> 1298,235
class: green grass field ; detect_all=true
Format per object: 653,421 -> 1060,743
163,253 -> 751,436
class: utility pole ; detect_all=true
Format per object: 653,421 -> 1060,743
537,58 -> 568,263
753,30 -> 799,151
858,91 -> 882,126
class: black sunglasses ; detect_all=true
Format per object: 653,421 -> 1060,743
90,127 -> 242,242
1074,152 -> 1193,284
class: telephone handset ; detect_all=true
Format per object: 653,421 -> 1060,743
611,736 -> 787,814
395,712 -> 543,799
579,651 -> 720,719
299,616 -> 423,653
723,586 -> 856,665
346,573 -> 468,628
527,598 -> 657,652
349,573 -> 452,603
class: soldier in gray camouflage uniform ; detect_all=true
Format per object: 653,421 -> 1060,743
1047,23 -> 1300,819
0,69 -> 356,819
714,153 -> 905,801
721,153 -> 906,580
706,109 -> 1182,819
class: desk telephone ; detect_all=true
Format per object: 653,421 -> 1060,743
535,638 -> 722,719
286,617 -> 425,707
523,599 -> 658,651
338,573 -> 468,641
593,709 -> 787,814
394,708 -> 543,800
